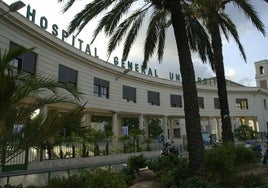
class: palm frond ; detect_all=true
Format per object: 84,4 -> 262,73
0,47 -> 34,75
143,9 -> 167,68
220,13 -> 247,62
68,0 -> 115,35
91,0 -> 134,44
107,6 -> 150,58
59,0 -> 76,13
232,0 -> 266,36
122,12 -> 145,60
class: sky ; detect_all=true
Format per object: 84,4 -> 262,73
3,0 -> 268,86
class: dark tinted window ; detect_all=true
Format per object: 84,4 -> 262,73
123,85 -> 136,103
148,91 -> 160,106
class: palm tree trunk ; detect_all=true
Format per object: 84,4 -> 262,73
168,0 -> 205,176
210,25 -> 234,144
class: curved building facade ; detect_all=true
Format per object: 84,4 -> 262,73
1,1 -> 268,146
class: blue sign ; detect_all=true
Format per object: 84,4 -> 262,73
157,135 -> 164,144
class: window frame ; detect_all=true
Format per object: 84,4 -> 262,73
170,94 -> 182,108
58,64 -> 78,87
94,77 -> 109,99
214,98 -> 220,109
148,91 -> 160,106
9,42 -> 37,75
236,98 -> 248,109
198,97 -> 204,109
122,85 -> 136,103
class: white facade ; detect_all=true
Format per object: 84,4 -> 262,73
1,2 -> 268,145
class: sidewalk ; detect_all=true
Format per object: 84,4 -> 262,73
0,150 -> 161,187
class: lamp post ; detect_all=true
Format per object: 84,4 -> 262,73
0,1 -> 25,17
115,69 -> 131,80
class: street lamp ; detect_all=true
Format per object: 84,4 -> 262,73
0,1 -> 25,17
115,69 -> 131,80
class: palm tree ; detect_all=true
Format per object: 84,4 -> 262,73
58,0 -> 211,175
0,47 -> 85,163
192,0 -> 266,143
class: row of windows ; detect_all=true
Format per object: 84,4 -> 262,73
59,65 -> 251,110
10,42 -> 251,110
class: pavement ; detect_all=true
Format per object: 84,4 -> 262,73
0,150 -> 161,187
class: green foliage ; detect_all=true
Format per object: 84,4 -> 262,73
127,154 -> 147,175
121,117 -> 139,129
46,175 -> 83,188
180,176 -> 220,188
0,47 -> 85,163
241,173 -> 266,188
91,116 -> 113,138
120,167 -> 136,186
147,118 -> 163,139
205,144 -> 256,185
233,145 -> 256,166
94,143 -> 100,156
147,155 -> 189,187
81,168 -> 127,188
234,125 -> 258,141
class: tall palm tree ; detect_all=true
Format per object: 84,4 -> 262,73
0,47 -> 85,163
192,0 -> 266,143
58,0 -> 211,175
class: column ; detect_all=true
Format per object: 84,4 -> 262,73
112,112 -> 119,137
253,116 -> 259,132
169,118 -> 174,141
216,117 -> 222,142
143,118 -> 149,137
162,116 -> 168,142
139,114 -> 144,130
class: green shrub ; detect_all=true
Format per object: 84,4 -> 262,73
233,145 -> 256,167
127,154 -> 147,175
147,155 -> 189,187
241,173 -> 266,188
205,144 -> 237,182
180,176 -> 220,188
46,175 -> 83,188
120,167 -> 136,186
205,144 -> 258,185
81,168 -> 127,188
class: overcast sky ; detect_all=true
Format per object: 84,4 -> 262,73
3,0 -> 268,86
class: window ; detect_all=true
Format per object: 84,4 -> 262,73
236,98 -> 248,109
170,94 -> 182,107
264,99 -> 267,110
198,97 -> 204,109
94,77 -> 109,98
123,85 -> 136,103
121,126 -> 128,136
214,98 -> 220,109
260,66 -> 264,75
58,65 -> 78,86
173,128 -> 181,138
148,91 -> 160,106
9,42 -> 37,74
260,80 -> 267,89
58,128 -> 71,138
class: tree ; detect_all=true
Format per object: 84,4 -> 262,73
148,118 -> 163,139
59,0 -> 207,175
0,47 -> 85,163
192,0 -> 266,143
234,125 -> 258,141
